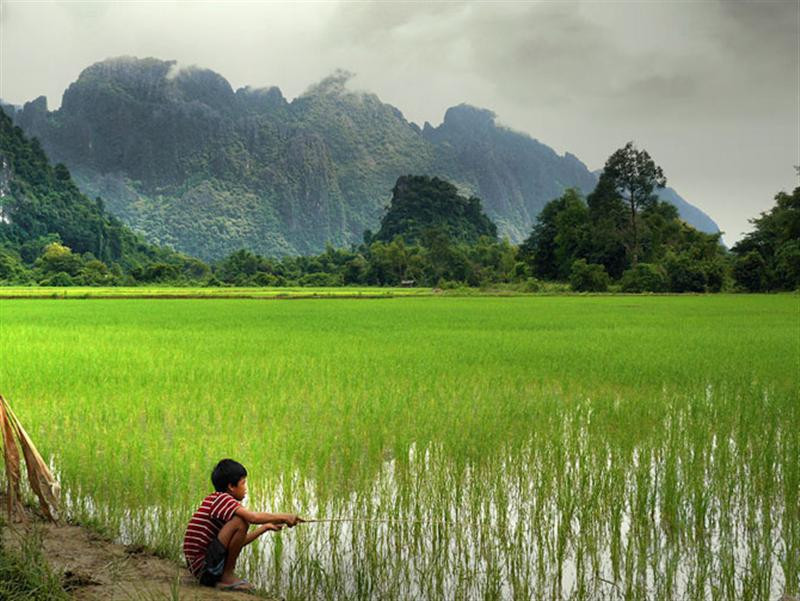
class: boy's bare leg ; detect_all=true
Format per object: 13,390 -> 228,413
216,516 -> 249,585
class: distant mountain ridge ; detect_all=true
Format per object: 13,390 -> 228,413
5,57 -> 720,260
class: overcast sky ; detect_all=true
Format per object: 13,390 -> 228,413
1,0 -> 798,245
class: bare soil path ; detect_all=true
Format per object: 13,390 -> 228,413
1,504 -> 273,601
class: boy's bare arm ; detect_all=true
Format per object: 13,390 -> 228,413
244,523 -> 283,545
234,506 -> 302,526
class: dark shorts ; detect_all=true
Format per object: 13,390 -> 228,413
198,538 -> 228,587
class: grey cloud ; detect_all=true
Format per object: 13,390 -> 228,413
622,74 -> 699,103
466,5 -> 622,103
720,0 -> 798,58
330,2 -> 469,41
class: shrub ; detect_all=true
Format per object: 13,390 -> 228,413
733,251 -> 767,292
0,249 -> 28,282
298,272 -> 343,287
133,262 -> 181,283
523,277 -> 542,293
39,271 -> 73,286
436,279 -> 462,290
703,258 -> 728,293
569,259 -> 609,292
512,261 -> 529,282
620,263 -> 667,293
79,259 -> 115,286
251,272 -> 280,287
664,252 -> 707,292
36,242 -> 82,276
775,240 -> 800,290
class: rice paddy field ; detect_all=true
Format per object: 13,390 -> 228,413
0,294 -> 797,600
0,285 -> 433,299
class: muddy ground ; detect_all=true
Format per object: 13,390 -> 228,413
1,503 -> 273,601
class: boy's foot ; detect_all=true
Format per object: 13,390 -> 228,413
216,578 -> 255,593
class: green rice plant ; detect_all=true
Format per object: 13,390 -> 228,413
0,294 -> 796,599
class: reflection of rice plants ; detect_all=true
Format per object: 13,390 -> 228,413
1,295 -> 797,599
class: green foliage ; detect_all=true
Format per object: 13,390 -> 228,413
2,90 -> 778,296
80,259 -> 115,286
132,262 -> 181,283
181,257 -> 211,281
0,107 -> 203,286
585,177 -> 628,278
343,255 -> 369,285
522,277 -> 542,292
597,142 -> 667,266
375,176 -> 497,245
299,272 -> 343,287
0,109 -> 122,264
0,246 -> 29,283
775,239 -> 800,288
217,249 -> 272,282
569,259 -> 610,292
38,271 -> 74,286
203,224 -> 517,289
702,255 -> 728,293
521,154 -> 729,292
732,186 -> 800,291
620,263 -> 668,293
519,188 -> 589,280
35,242 -> 82,276
18,234 -> 61,264
733,250 -> 768,292
663,251 -> 711,293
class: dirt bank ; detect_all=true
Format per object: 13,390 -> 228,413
1,504 -> 272,600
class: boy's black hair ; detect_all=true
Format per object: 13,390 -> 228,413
211,459 -> 247,492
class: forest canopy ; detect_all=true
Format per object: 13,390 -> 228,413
0,119 -> 794,293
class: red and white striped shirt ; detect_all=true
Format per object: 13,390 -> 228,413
183,492 -> 241,577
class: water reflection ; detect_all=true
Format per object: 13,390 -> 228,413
58,439 -> 789,600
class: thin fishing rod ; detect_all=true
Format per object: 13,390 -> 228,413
301,517 -> 455,524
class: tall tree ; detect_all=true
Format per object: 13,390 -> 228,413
732,185 -> 800,291
586,176 -> 628,278
598,142 -> 666,266
518,188 -> 589,280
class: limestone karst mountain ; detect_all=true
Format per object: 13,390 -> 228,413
6,57 -> 720,260
0,106 -> 185,276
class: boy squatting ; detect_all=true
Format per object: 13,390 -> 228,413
183,458 -> 303,592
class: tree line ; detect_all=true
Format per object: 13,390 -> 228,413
1,137 -> 797,292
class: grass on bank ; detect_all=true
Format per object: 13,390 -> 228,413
0,518 -> 69,601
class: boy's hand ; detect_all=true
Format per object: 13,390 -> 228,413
264,523 -> 284,532
284,514 -> 304,527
